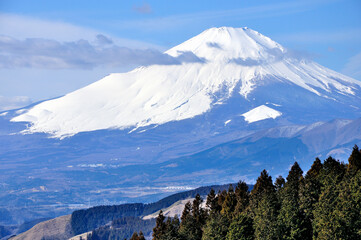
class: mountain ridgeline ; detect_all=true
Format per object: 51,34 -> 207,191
107,146 -> 361,240
70,184 -> 237,236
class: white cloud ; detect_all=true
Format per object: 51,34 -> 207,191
0,67 -> 130,102
0,13 -> 207,70
0,13 -> 102,43
342,51 -> 361,80
0,35 -> 204,69
0,13 -> 162,49
0,95 -> 32,111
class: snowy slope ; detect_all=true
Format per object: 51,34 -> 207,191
242,105 -> 282,123
142,198 -> 201,220
11,27 -> 361,138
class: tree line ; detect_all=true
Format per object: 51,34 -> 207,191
88,216 -> 155,240
71,184 -> 233,236
141,145 -> 361,240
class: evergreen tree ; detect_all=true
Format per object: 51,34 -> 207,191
253,193 -> 278,240
250,170 -> 278,240
330,147 -> 361,239
226,213 -> 254,240
313,157 -> 346,239
234,181 -> 249,214
221,185 -> 237,220
275,175 -> 285,205
161,216 -> 180,240
299,158 -> 323,214
305,157 -> 323,178
333,170 -> 361,239
180,202 -> 192,223
193,194 -> 207,227
179,201 -> 194,240
130,232 -> 139,240
201,212 -> 229,240
138,231 -> 145,240
179,195 -> 206,240
129,231 -> 146,240
249,169 -> 276,209
278,162 -> 308,240
217,190 -> 227,210
274,175 -> 285,192
206,189 -> 219,214
347,145 -> 361,172
320,156 -> 346,183
152,210 -> 166,240
299,157 -> 323,237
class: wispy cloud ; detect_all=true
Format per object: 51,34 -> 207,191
276,28 -> 361,44
0,13 -> 98,42
0,35 -> 204,69
342,51 -> 361,80
116,0 -> 340,31
0,95 -> 32,111
133,2 -> 152,14
0,13 -> 162,49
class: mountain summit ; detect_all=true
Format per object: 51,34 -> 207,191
12,27 -> 361,138
166,27 -> 286,63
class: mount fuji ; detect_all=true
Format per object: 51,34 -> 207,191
1,27 -> 361,224
11,27 -> 361,137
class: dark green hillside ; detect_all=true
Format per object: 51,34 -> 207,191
71,183 -> 240,235
89,217 -> 155,240
73,146 -> 361,239
142,184 -> 248,216
71,203 -> 145,235
147,145 -> 361,240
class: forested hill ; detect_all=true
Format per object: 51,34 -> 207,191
138,145 -> 361,240
32,145 -> 361,240
70,183 -> 242,235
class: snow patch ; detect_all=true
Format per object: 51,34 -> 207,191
242,105 -> 282,123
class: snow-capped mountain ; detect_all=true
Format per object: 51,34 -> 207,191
1,27 -> 361,224
11,27 -> 361,138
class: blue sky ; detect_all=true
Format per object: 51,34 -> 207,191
0,0 -> 360,110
